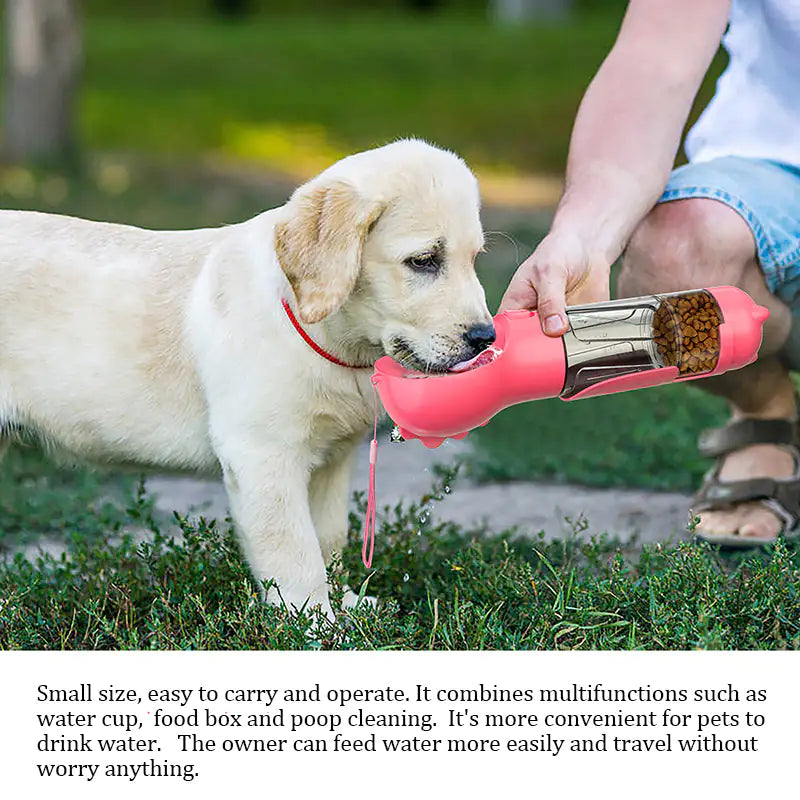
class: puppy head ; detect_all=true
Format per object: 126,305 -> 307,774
275,139 -> 493,372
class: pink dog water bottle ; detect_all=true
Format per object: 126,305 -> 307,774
372,286 -> 769,448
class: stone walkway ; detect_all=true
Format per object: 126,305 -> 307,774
146,437 -> 694,546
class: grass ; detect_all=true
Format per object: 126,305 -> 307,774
0,10 -> 725,178
78,13 -> 618,175
0,156 -> 289,229
466,385 -> 728,491
1,466 -> 798,650
0,443 -> 136,547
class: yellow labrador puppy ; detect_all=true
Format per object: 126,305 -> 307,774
0,139 -> 493,618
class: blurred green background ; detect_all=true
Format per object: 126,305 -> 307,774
0,0 -> 728,506
2,0 -> 725,184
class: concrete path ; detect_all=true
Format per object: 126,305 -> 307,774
146,438 -> 695,546
13,438 -> 693,564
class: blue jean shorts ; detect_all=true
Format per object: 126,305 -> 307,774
659,156 -> 800,312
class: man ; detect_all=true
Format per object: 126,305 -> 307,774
499,0 -> 800,545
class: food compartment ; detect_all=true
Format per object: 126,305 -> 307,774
652,290 -> 722,377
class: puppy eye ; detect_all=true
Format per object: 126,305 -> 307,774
405,253 -> 439,272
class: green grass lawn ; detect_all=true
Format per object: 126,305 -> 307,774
1,466 -> 797,650
78,13 -> 617,175
466,384 -> 728,491
0,156 -> 289,228
0,10 -> 722,178
0,442 -> 139,548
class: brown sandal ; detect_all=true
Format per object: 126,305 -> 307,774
692,417 -> 800,547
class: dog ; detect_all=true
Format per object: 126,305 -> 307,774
0,139 -> 493,618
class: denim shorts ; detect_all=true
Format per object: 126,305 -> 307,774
659,156 -> 800,312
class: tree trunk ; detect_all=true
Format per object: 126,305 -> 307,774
2,0 -> 82,163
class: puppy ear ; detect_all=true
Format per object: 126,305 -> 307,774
274,179 -> 384,324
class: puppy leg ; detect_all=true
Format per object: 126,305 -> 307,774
215,437 -> 333,619
309,437 -> 377,611
308,437 -> 359,565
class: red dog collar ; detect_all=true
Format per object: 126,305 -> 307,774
281,299 -> 371,369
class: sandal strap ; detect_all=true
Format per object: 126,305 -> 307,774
698,418 -> 800,458
694,476 -> 800,519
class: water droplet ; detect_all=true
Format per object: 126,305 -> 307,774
443,485 -> 452,494
403,573 -> 410,582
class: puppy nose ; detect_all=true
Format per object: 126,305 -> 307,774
463,323 -> 496,354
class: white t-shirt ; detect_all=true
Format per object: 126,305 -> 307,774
685,0 -> 800,167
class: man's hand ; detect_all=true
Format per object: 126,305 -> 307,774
498,231 -> 611,336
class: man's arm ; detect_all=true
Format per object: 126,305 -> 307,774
499,0 -> 731,335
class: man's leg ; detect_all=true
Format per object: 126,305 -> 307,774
617,197 -> 795,540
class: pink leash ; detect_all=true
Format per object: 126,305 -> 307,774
362,379 -> 380,568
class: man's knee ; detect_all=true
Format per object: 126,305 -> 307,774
617,198 -> 757,298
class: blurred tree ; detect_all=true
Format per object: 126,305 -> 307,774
2,0 -> 82,163
490,0 -> 572,23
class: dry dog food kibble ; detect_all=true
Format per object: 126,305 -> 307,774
652,291 -> 722,376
